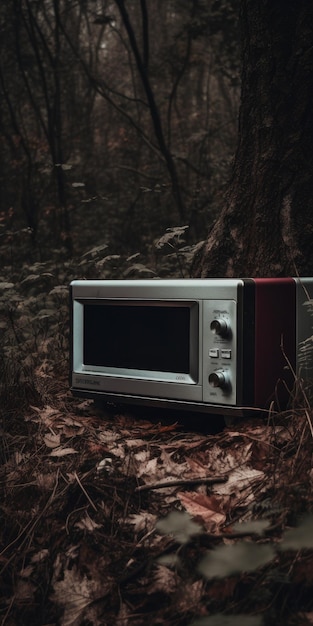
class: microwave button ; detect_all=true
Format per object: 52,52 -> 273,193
221,349 -> 232,359
209,348 -> 219,358
209,370 -> 230,390
210,318 -> 230,338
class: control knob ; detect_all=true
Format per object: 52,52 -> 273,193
210,318 -> 230,338
209,370 -> 230,390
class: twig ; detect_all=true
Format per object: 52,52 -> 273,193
135,476 -> 228,492
74,471 -> 98,511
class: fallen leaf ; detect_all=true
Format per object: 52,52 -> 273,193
213,466 -> 265,505
52,565 -> 111,626
36,472 -> 61,490
31,549 -> 49,563
186,457 -> 210,477
159,448 -> 188,477
133,448 -> 151,463
178,492 -> 226,531
19,565 -> 34,578
195,442 -> 254,476
44,432 -> 61,448
12,451 -> 25,466
126,511 -> 157,533
206,577 -> 237,602
39,405 -> 62,426
63,425 -> 85,438
108,444 -> 126,459
174,580 -> 204,613
87,442 -> 109,455
125,438 -> 147,449
137,456 -> 158,478
50,447 -> 78,457
75,513 -> 102,532
147,564 -> 177,595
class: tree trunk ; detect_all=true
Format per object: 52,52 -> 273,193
193,0 -> 313,278
114,0 -> 186,220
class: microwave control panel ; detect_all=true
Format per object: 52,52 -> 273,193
203,299 -> 237,405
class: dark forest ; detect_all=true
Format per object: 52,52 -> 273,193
2,2 -> 313,625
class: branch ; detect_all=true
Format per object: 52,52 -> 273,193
114,0 -> 186,219
135,476 -> 228,492
140,0 -> 149,71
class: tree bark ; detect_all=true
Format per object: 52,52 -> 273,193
193,0 -> 313,278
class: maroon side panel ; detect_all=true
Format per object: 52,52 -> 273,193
253,278 -> 296,409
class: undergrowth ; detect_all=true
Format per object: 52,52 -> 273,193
0,224 -> 199,410
1,227 -> 313,625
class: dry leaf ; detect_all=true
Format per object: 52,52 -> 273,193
87,442 -> 110,455
63,425 -> 85,438
206,578 -> 237,602
134,448 -> 151,463
159,448 -> 188,477
75,513 -> 102,532
14,451 -> 25,465
125,438 -> 147,449
39,405 -> 62,426
44,432 -> 61,448
175,580 -> 204,613
196,442 -> 254,475
147,564 -> 177,595
186,457 -> 210,477
52,565 -> 110,626
213,466 -> 265,505
126,511 -> 157,533
36,472 -> 57,490
108,444 -> 126,459
19,565 -> 34,578
50,447 -> 78,457
137,456 -> 158,478
31,549 -> 49,563
178,492 -> 226,530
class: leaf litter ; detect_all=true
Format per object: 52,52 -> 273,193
2,393 -> 313,625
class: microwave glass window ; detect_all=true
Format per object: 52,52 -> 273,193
83,304 -> 191,373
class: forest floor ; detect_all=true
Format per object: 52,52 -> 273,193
1,372 -> 313,626
1,230 -> 313,625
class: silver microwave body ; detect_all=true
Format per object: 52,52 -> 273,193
70,278 -> 313,416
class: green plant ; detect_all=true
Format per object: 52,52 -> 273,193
155,225 -> 204,277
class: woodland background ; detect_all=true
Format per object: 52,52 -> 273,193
0,0 -> 239,266
2,2 -> 313,626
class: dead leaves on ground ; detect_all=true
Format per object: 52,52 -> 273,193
1,401 -> 313,625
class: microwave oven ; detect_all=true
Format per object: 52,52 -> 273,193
70,278 -> 313,417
